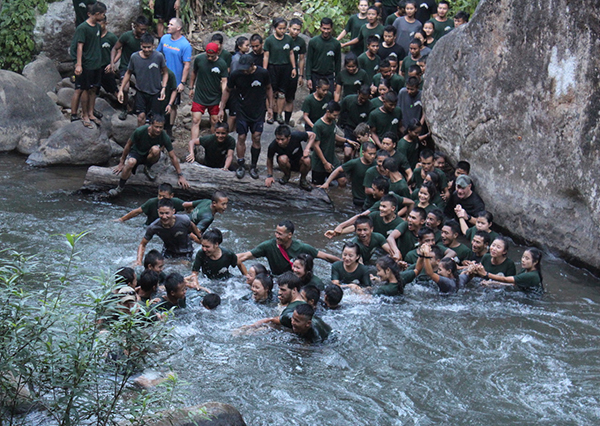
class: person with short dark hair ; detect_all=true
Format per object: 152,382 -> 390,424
188,228 -> 243,284
311,101 -> 349,186
428,1 -> 454,42
393,0 -> 422,53
323,284 -> 343,309
440,219 -> 472,264
98,16 -> 118,103
397,119 -> 423,169
301,78 -> 333,131
300,284 -> 320,309
387,207 -> 426,260
202,293 -> 222,310
454,11 -> 470,27
410,149 -> 447,196
137,269 -> 160,303
237,221 -> 340,276
379,26 -> 406,64
292,254 -> 325,291
291,303 -> 331,343
371,59 -> 405,96
380,133 -> 413,185
181,191 -> 229,233
403,226 -> 436,264
265,125 -> 315,191
445,174 -> 486,225
284,18 -> 307,125
339,86 -> 375,143
306,18 -> 341,93
342,6 -> 384,54
352,216 -> 393,263
249,33 -> 265,67
210,33 -> 232,69
154,272 -> 187,310
400,38 -> 423,76
458,210 -> 498,242
337,0 -> 369,58
397,76 -> 423,127
116,266 -> 137,288
116,183 -> 185,225
334,54 -> 369,102
368,91 -> 403,149
466,230 -> 491,263
186,122 -> 235,170
357,35 -> 382,84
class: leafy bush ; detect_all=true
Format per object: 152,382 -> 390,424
450,0 -> 481,18
300,0 -> 357,36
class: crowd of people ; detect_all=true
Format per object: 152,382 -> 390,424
71,0 -> 544,343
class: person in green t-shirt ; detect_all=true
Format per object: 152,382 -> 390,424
410,149 -> 448,196
334,54 -> 369,102
310,101 -> 349,186
371,59 -> 405,95
187,228 -> 244,284
352,216 -> 393,264
388,207 -> 426,260
367,91 -> 403,148
338,87 -> 375,144
98,17 -> 118,99
186,122 -> 235,170
404,226 -> 437,265
181,191 -> 229,234
291,303 -> 331,343
457,210 -> 499,243
465,230 -> 490,263
109,116 -> 189,197
439,220 -> 472,264
237,220 -> 340,276
209,33 -> 232,69
337,0 -> 369,57
284,18 -> 307,125
397,119 -> 423,169
428,1 -> 455,42
331,242 -> 371,290
73,0 -> 96,27
69,2 -> 106,127
357,36 -> 381,84
474,248 -> 544,295
293,254 -> 325,291
305,18 -> 341,93
380,133 -> 413,183
400,38 -> 422,76
301,79 -> 333,131
342,6 -> 383,54
116,182 -> 185,225
478,237 -> 516,277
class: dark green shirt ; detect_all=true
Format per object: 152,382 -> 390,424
357,52 -> 380,84
70,21 -> 102,70
73,0 -> 96,27
372,72 -> 405,95
513,270 -> 543,294
290,35 -> 307,64
480,254 -> 517,277
356,24 -> 384,53
189,199 -> 214,232
311,118 -> 340,173
117,30 -> 142,72
466,227 -> 499,243
362,166 -> 383,209
192,247 -> 238,279
339,94 -> 375,131
331,262 -> 371,287
251,239 -> 319,276
264,34 -> 294,65
305,35 -> 341,79
140,197 -> 185,226
336,68 -> 369,99
352,232 -> 387,263
345,14 -> 369,56
219,49 -> 232,68
369,211 -> 404,237
429,17 -> 455,42
412,167 -> 448,193
397,137 -> 419,169
389,178 -> 410,198
100,31 -> 118,68
368,107 -> 403,140
199,134 -> 236,168
394,221 -> 419,258
301,93 -> 332,127
193,53 -> 228,106
129,125 -> 173,157
443,243 -> 473,263
158,69 -> 178,115
279,300 -> 307,328
342,158 -> 374,202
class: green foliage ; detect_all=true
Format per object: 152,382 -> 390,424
0,234 -> 180,426
451,0 -> 481,18
300,0 -> 356,36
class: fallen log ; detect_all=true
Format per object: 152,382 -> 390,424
81,158 -> 334,211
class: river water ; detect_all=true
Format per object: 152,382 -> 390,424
2,151 -> 600,425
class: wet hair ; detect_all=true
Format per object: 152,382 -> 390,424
135,15 -> 149,26
211,33 -> 224,44
278,219 -> 295,234
412,206 -> 427,222
473,230 -> 491,246
212,190 -> 228,203
382,157 -> 399,173
525,247 -> 544,285
301,285 -> 321,307
355,215 -> 374,228
250,33 -> 263,43
272,17 -> 287,28
254,273 -> 274,295
250,263 -> 269,277
90,1 -> 107,14
366,35 -> 380,46
316,78 -> 330,89
419,149 -> 434,161
431,244 -> 445,261
381,131 -> 398,146
376,149 -> 391,160
378,77 -> 391,91
150,113 -> 165,124
138,269 -> 159,292
116,267 -> 135,286
202,293 -> 221,309
234,36 -> 248,52
439,257 -> 458,279
342,241 -> 361,259
406,118 -> 422,132
444,219 -> 461,236
140,32 -> 154,45
320,17 -> 333,26
294,253 -> 315,283
362,140 -> 376,151
275,124 -> 292,138
456,160 -> 471,173
158,182 -> 174,194
326,100 -> 341,112
409,38 -> 422,48
165,272 -> 184,295
492,236 -> 510,254
277,271 -> 303,291
290,18 -> 303,27
406,76 -> 420,88
344,52 -> 358,67
383,25 -> 397,36
476,210 -> 494,224
324,284 -> 343,306
417,226 -> 435,241
383,91 -> 398,104
144,249 -> 164,269
455,10 -> 469,22
294,303 -> 314,319
215,122 -> 229,132
380,194 -> 398,209
354,122 -> 371,138
202,228 -> 223,245
376,255 -> 404,293
372,175 -> 390,193
158,198 -> 174,209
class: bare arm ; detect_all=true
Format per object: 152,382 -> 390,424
289,50 -> 297,78
318,165 -> 343,189
116,207 -> 143,222
75,42 -> 84,75
311,139 -> 332,173
387,229 -> 402,261
113,137 -> 134,174
217,86 -> 231,121
341,37 -> 359,48
158,66 -> 168,101
136,238 -> 149,265
303,112 -> 315,129
297,54 -> 305,86
316,251 -> 341,264
334,84 -> 342,103
262,51 -> 270,70
168,150 -> 189,189
110,40 -> 123,70
186,138 -> 199,163
118,70 -> 133,103
179,61 -> 190,92
236,251 -> 255,263
190,222 -> 202,240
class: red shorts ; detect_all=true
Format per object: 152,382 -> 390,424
191,102 -> 219,115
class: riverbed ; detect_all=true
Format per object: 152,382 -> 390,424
1,152 -> 600,425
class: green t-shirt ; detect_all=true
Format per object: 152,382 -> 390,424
401,54 -> 419,76
389,178 -> 411,198
219,49 -> 232,68
192,247 -> 238,279
385,13 -> 400,26
404,249 -> 419,265
290,35 -> 307,64
339,94 -> 374,131
369,192 -> 407,213
513,270 -> 543,294
394,221 -> 419,258
192,53 -> 228,106
280,300 -> 307,328
311,118 -> 341,173
371,97 -> 383,109
100,31 -> 118,68
374,281 -> 403,296
73,0 -> 96,27
352,232 -> 387,263
305,35 -> 341,79
342,158 -> 373,202
397,137 -> 419,169
412,167 -> 448,192
357,52 -> 380,84
199,134 -> 236,168
331,262 -> 371,287
369,211 -> 404,237
336,68 -> 369,99
70,21 -> 102,70
443,243 -> 472,263
345,14 -> 369,56
429,17 -> 455,42
189,199 -> 214,232
140,197 -> 185,226
362,166 -> 383,209
372,72 -> 405,95
251,239 -> 319,276
117,30 -> 142,72
264,34 -> 294,65
301,93 -> 333,127
356,24 -> 384,53
368,107 -> 402,140
466,227 -> 499,243
129,125 -> 173,156
480,254 -> 517,277
306,274 -> 325,291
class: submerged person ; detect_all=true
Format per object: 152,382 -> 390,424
417,244 -> 470,293
245,263 -> 269,287
291,303 -> 331,343
154,272 -> 188,310
323,284 -> 343,309
187,228 -> 244,286
300,284 -> 321,309
116,182 -> 185,225
182,191 -> 229,234
250,273 -> 275,304
292,253 -> 325,290
475,247 -> 543,295
478,237 -> 516,277
331,242 -> 371,290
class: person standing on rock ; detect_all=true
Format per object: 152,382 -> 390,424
110,16 -> 149,121
283,18 -> 307,126
118,33 -> 168,127
157,17 -> 191,136
98,16 -> 118,101
392,0 -> 422,54
109,114 -> 189,197
69,1 -> 106,128
218,54 -> 273,180
149,0 -> 179,39
305,17 -> 341,94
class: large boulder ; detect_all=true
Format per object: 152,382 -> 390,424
0,70 -> 62,152
423,0 -> 600,270
110,113 -> 138,146
22,55 -> 62,93
33,0 -> 141,64
27,121 -> 111,166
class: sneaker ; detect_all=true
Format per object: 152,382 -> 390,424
236,165 -> 245,179
276,115 -> 285,125
266,116 -> 275,125
118,110 -> 128,121
299,178 -> 312,191
70,114 -> 80,122
143,166 -> 156,181
93,109 -> 103,119
249,167 -> 259,180
277,174 -> 290,185
108,186 -> 124,197
288,119 -> 295,127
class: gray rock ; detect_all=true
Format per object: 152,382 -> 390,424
17,129 -> 43,155
121,402 -> 246,426
27,121 -> 111,166
47,91 -> 59,104
110,113 -> 138,146
95,97 -> 117,119
22,55 -> 62,93
423,0 -> 600,270
57,87 -> 75,108
50,120 -> 70,133
34,0 -> 141,63
109,139 -> 123,157
57,77 -> 75,90
0,70 -> 62,152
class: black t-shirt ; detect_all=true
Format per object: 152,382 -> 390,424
228,67 -> 271,122
249,51 -> 264,67
377,43 -> 406,62
267,131 -> 309,163
415,0 -> 437,24
444,190 -> 486,221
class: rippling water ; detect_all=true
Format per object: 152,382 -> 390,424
2,153 -> 600,425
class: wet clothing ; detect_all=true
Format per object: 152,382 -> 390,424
250,239 -> 319,276
140,197 -> 185,226
368,211 -> 404,238
480,254 -> 517,277
513,270 -> 543,294
144,214 -> 194,258
465,227 -> 499,243
352,232 -> 387,264
298,316 -> 331,343
393,221 -> 419,258
311,118 -> 340,173
154,296 -> 186,311
280,300 -> 307,328
374,280 -> 403,296
442,243 -> 473,264
331,262 -> 371,287
192,247 -> 238,280
444,191 -> 486,223
188,199 -> 214,232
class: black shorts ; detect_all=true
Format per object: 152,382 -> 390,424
135,91 -> 161,116
98,70 -> 118,94
311,169 -> 345,185
268,63 -> 292,94
236,117 -> 264,135
310,72 -> 335,94
154,0 -> 176,20
285,75 -> 299,103
226,94 -> 238,117
127,150 -> 150,174
74,68 -> 101,90
276,154 -> 302,172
